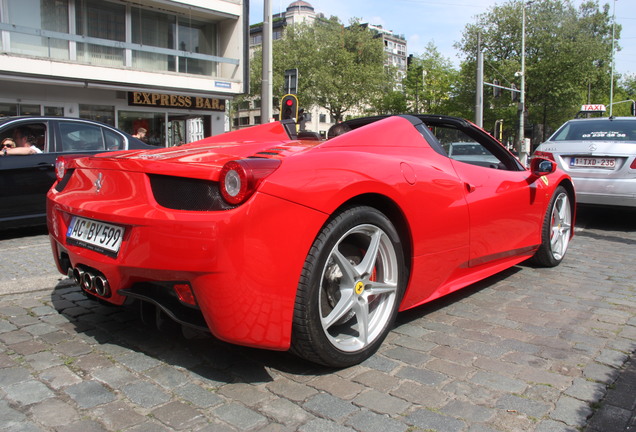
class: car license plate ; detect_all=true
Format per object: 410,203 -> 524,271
570,157 -> 616,168
66,216 -> 124,257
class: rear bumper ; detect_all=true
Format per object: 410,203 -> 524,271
47,190 -> 326,350
572,177 -> 636,207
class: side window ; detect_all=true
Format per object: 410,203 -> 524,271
430,124 -> 506,170
104,129 -> 125,150
2,123 -> 47,152
59,122 -> 105,152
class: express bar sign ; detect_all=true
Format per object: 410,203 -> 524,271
128,92 -> 225,112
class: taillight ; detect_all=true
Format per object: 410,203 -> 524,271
219,159 -> 281,205
533,151 -> 555,161
55,156 -> 67,181
631,159 -> 636,169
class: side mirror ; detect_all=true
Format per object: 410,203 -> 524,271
530,157 -> 556,176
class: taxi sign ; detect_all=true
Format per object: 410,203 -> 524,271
580,104 -> 606,113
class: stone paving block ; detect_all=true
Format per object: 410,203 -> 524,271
151,400 -> 206,430
534,419 -> 579,432
495,393 -> 551,419
213,402 -> 268,430
90,364 -> 138,389
352,369 -> 401,392
550,395 -> 593,428
383,345 -> 429,365
218,382 -> 272,407
0,329 -> 33,345
89,400 -> 147,431
4,379 -> 54,405
310,374 -> 365,399
172,383 -> 224,408
29,398 -> 79,427
144,364 -> 190,389
353,389 -> 411,415
404,408 -> 467,432
359,353 -> 399,372
38,365 -> 83,389
303,393 -> 359,421
121,381 -> 171,408
564,377 -> 606,403
442,399 -> 495,423
298,418 -> 356,432
24,350 -> 64,370
64,381 -> 117,409
0,399 -> 27,429
395,365 -> 447,386
267,377 -> 319,402
345,410 -> 408,432
586,404 -> 631,432
470,370 -> 527,393
259,397 -> 314,426
0,366 -> 33,386
55,419 -> 109,432
583,362 -> 619,383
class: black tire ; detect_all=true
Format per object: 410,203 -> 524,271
530,186 -> 572,267
290,206 -> 406,367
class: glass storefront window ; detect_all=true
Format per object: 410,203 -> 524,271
7,0 -> 69,60
44,106 -> 64,116
0,103 -> 18,117
119,111 -> 165,147
76,0 -> 125,67
177,18 -> 217,76
131,8 -> 176,73
80,105 -> 115,126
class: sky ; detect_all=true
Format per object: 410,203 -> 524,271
249,0 -> 636,77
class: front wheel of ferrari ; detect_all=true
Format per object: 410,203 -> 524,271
291,206 -> 406,367
530,185 -> 572,267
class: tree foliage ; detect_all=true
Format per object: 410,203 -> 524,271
403,43 -> 459,115
456,0 -> 618,142
250,18 -> 386,123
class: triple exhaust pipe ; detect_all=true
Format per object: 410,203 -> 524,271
69,267 -> 111,297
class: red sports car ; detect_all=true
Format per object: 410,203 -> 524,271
47,114 -> 574,367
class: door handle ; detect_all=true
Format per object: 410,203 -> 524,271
465,183 -> 476,193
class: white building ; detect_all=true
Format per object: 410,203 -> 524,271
0,0 -> 248,146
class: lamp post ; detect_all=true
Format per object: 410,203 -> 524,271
518,1 -> 530,166
609,0 -> 617,117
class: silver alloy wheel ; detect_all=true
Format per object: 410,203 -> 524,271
550,192 -> 572,261
318,223 -> 399,352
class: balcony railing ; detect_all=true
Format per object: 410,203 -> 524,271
0,23 -> 240,78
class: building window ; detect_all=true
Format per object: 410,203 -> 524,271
119,111 -> 166,146
6,0 -> 69,59
79,104 -> 115,126
131,8 -> 176,72
239,116 -> 250,126
76,0 -> 126,67
319,114 -> 327,123
177,17 -> 217,76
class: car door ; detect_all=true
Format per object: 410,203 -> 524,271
428,119 -> 545,266
0,120 -> 54,228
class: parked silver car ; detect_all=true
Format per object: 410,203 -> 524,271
534,117 -> 636,207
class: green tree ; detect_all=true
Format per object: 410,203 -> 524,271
456,0 -> 618,142
404,43 -> 459,115
249,18 -> 386,123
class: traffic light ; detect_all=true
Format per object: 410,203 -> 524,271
280,94 -> 298,121
493,79 -> 501,98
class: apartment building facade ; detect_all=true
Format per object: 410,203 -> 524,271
0,0 -> 248,146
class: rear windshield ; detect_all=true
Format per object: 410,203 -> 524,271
551,119 -> 636,142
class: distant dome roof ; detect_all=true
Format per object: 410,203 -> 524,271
287,1 -> 314,12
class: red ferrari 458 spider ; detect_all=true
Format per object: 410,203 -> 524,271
47,114 -> 575,367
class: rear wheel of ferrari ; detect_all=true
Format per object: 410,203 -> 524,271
291,206 -> 406,367
530,186 -> 572,267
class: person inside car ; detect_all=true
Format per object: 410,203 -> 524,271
3,127 -> 42,155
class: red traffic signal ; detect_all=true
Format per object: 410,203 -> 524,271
280,94 -> 298,121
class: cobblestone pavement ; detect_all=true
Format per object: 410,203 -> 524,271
0,207 -> 635,432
